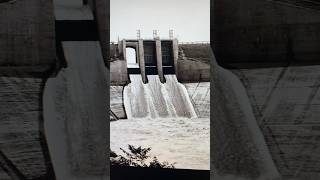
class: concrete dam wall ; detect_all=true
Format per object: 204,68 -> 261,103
110,43 -> 211,85
0,0 -> 55,70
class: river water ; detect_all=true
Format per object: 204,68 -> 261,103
111,74 -> 209,170
110,118 -> 209,170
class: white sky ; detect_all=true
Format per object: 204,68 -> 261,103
110,0 -> 210,42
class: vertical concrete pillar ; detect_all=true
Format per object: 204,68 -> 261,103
120,40 -> 129,83
86,0 -> 109,65
172,39 -> 179,79
94,0 -> 110,64
122,39 -> 127,61
156,39 -> 164,83
138,39 -> 147,83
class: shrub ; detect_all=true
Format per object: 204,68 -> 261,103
111,145 -> 175,168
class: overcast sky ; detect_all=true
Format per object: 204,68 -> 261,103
110,0 -> 210,42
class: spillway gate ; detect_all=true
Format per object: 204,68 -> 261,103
120,38 -> 179,84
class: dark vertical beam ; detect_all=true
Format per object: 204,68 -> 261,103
89,0 -> 109,66
156,39 -> 164,83
138,40 -> 147,83
172,39 -> 179,79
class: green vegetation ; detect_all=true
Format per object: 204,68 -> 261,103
111,145 -> 176,168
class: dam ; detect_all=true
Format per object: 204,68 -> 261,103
110,38 -> 208,169
119,38 -> 198,119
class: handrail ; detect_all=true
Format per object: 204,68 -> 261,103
0,150 -> 26,180
110,110 -> 119,120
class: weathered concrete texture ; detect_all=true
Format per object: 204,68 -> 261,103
0,0 -> 55,68
231,65 -> 320,179
88,0 -> 109,64
184,83 -> 210,118
44,42 -> 108,179
177,44 -> 211,82
0,166 -> 10,180
269,0 -> 320,10
110,86 -> 126,120
54,0 -> 94,20
138,40 -> 147,83
110,44 -> 128,85
110,60 -> 128,85
212,0 -> 320,67
156,39 -> 164,83
211,52 -> 280,179
0,76 -> 49,179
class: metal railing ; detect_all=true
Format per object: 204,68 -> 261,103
179,41 -> 210,45
110,41 -> 211,45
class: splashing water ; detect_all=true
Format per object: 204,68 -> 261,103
123,75 -> 197,119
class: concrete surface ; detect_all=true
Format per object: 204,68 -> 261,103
110,86 -> 126,120
0,76 -> 49,179
231,66 -> 320,179
44,42 -> 108,180
184,82 -> 210,118
212,0 -> 320,67
0,166 -> 10,180
211,52 -> 280,180
110,43 -> 211,84
0,0 -> 55,68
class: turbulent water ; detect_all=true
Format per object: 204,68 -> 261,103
110,118 -> 210,170
116,74 -> 209,170
124,75 -> 197,119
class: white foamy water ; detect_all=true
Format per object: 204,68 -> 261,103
124,75 -> 197,119
110,118 -> 210,170
116,74 -> 208,170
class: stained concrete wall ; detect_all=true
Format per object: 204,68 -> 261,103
86,0 -> 109,66
177,44 -> 211,82
0,76 -> 50,179
110,44 -> 128,85
0,0 -> 55,68
212,0 -> 320,68
0,1 -> 56,179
